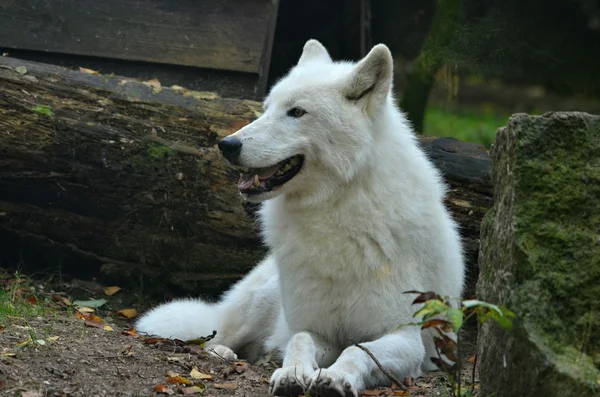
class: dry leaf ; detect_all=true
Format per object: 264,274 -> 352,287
77,306 -> 95,314
144,78 -> 161,88
122,328 -> 139,337
116,308 -> 137,319
214,383 -> 238,391
88,315 -> 104,323
144,337 -> 169,345
21,391 -> 43,397
190,367 -> 213,380
103,325 -> 114,331
166,376 -> 192,385
0,325 -> 4,333
153,384 -> 174,395
182,385 -> 205,395
26,296 -> 38,304
3,353 -> 17,358
84,319 -> 105,329
79,67 -> 99,75
75,311 -> 89,320
16,338 -> 32,347
393,392 -> 410,396
48,336 -> 60,342
103,286 -> 121,296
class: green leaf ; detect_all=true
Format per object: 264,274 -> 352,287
15,66 -> 27,74
413,299 -> 448,320
462,299 -> 503,316
72,298 -> 108,308
447,307 -> 464,332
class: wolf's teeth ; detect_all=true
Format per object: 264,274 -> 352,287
254,175 -> 260,186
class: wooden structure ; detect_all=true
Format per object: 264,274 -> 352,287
0,0 -> 279,97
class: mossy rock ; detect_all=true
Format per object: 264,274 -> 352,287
477,112 -> 600,396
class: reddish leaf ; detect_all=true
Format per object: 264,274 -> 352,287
26,296 -> 38,305
165,376 -> 192,385
153,384 -> 174,395
122,328 -> 140,337
84,319 -> 105,329
411,291 -> 443,305
144,337 -> 168,345
421,319 -> 453,332
75,311 -> 90,320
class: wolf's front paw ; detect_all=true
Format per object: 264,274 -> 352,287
307,368 -> 359,397
207,344 -> 238,361
269,365 -> 315,396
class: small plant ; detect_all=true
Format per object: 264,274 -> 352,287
402,291 -> 515,397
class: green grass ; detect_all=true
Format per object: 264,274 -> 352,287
0,273 -> 50,326
423,105 -> 510,147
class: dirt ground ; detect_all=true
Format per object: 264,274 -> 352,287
0,274 -> 476,397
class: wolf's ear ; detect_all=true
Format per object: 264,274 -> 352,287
298,39 -> 332,65
344,44 -> 393,110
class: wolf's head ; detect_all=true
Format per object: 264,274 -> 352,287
218,39 -> 395,203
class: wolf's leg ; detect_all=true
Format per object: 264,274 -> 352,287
269,332 -> 340,397
307,327 -> 425,397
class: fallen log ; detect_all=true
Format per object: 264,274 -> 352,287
0,57 -> 492,299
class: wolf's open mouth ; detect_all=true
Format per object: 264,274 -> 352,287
236,155 -> 304,195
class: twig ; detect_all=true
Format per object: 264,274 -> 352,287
470,353 -> 478,395
354,343 -> 408,391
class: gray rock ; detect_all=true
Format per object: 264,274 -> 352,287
477,112 -> 600,396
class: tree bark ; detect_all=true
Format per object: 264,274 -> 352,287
0,57 -> 491,299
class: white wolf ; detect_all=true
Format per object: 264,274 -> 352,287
136,40 -> 465,397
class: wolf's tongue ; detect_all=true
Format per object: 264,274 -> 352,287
237,163 -> 282,190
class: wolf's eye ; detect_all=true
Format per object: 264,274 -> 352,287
287,107 -> 306,118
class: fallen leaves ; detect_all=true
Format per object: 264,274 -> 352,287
143,78 -> 162,94
79,67 -> 99,75
166,376 -> 193,386
25,296 -> 38,305
16,337 -> 46,347
190,367 -> 213,380
153,384 -> 174,395
180,386 -> 204,395
116,308 -> 137,319
103,286 -> 121,296
72,298 -> 107,308
15,66 -> 27,74
122,328 -> 140,337
214,382 -> 238,391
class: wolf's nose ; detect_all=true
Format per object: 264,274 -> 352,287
218,137 -> 243,160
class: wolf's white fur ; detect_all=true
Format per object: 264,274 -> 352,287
136,40 -> 465,397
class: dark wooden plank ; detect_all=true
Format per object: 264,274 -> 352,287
0,0 -> 277,74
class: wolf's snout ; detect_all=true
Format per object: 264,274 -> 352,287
218,136 -> 242,161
